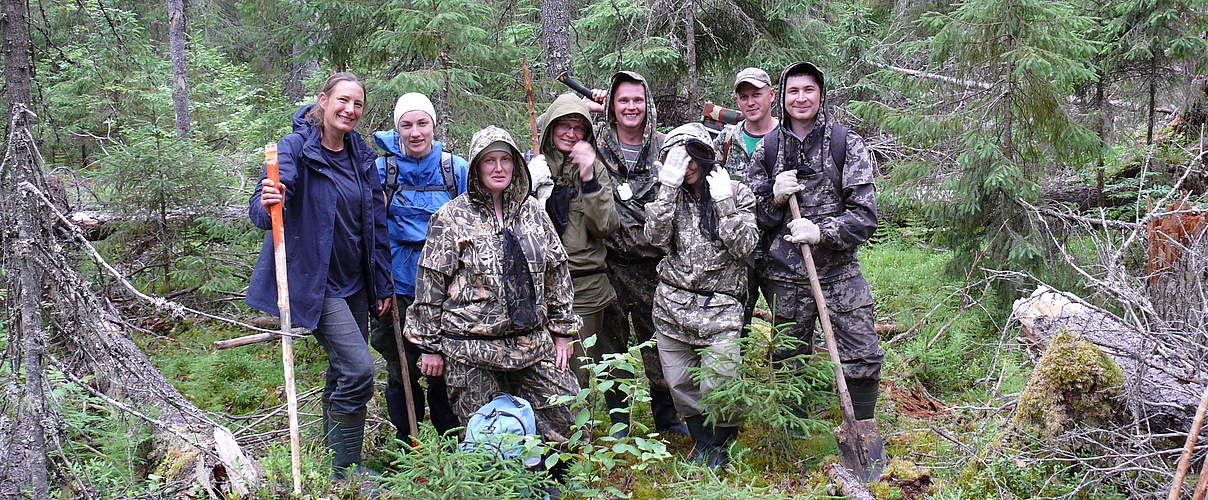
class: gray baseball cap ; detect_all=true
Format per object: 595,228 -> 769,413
733,67 -> 771,92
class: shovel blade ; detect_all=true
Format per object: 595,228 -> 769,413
834,418 -> 887,483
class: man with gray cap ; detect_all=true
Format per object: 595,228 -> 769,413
717,67 -> 779,328
370,92 -> 469,444
746,61 -> 884,423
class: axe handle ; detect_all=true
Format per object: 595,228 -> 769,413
788,197 -> 858,426
557,71 -> 595,100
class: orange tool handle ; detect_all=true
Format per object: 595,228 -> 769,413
265,143 -> 284,248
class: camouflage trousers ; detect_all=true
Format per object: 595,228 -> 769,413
605,259 -> 682,428
445,356 -> 580,441
759,274 -> 884,381
652,284 -> 742,427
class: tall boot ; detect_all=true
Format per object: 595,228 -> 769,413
321,392 -> 333,446
650,389 -> 689,436
604,387 -> 630,438
707,425 -> 738,468
684,415 -> 712,464
847,378 -> 879,421
329,408 -> 376,480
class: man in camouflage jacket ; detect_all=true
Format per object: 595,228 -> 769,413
715,67 -> 780,328
584,71 -> 687,436
646,123 -> 758,467
405,126 -> 581,440
746,61 -> 884,421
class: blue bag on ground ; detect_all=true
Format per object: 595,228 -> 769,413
462,392 -> 543,467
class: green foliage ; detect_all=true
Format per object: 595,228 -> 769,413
852,0 -> 1102,285
692,326 -> 832,461
379,426 -> 554,499
547,336 -> 674,497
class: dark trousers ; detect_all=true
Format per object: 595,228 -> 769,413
606,259 -> 682,429
313,289 -> 375,416
370,294 -> 458,441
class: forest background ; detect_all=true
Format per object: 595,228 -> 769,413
1,0 -> 1207,498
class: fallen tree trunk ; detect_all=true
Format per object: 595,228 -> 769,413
1,106 -> 259,496
1012,286 -> 1205,432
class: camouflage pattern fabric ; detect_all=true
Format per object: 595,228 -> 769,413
746,65 -> 877,286
644,124 -> 760,321
715,120 -> 755,183
654,328 -> 740,426
445,356 -> 580,440
594,71 -> 667,261
759,275 -> 883,380
602,260 -> 672,402
405,126 -> 581,372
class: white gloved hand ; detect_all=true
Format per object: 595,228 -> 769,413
785,217 -> 821,245
659,146 -> 689,189
528,154 -> 554,205
706,167 -> 732,201
773,169 -> 804,204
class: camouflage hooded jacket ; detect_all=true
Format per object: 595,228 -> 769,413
405,126 -> 581,371
746,62 -> 878,284
593,71 -> 667,262
645,123 -> 759,302
537,93 -> 620,312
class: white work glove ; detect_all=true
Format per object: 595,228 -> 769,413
785,217 -> 821,245
773,169 -> 804,204
706,167 -> 732,201
658,146 -> 689,189
528,154 -> 554,205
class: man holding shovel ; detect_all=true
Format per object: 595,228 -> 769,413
745,62 -> 885,430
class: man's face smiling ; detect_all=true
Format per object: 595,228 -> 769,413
783,74 -> 821,126
735,82 -> 775,123
611,81 -> 647,132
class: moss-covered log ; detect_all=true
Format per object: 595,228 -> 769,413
1012,286 -> 1205,433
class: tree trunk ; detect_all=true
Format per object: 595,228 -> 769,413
167,0 -> 191,139
1,111 -> 259,499
684,0 -> 698,116
1095,67 -> 1107,207
2,0 -> 31,114
540,0 -> 572,78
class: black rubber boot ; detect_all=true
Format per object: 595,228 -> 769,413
321,392 -> 333,446
847,378 -> 879,421
651,391 -> 689,437
707,425 -> 738,469
605,388 -> 630,438
684,416 -> 712,463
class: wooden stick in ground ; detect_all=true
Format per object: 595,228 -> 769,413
390,296 -> 420,438
265,143 -> 303,495
523,54 -> 539,154
1171,381 -> 1208,499
1192,452 -> 1208,500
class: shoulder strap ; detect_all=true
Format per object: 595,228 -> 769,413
765,127 -> 781,173
385,156 -> 400,209
720,125 -> 735,165
830,124 -> 848,170
440,151 -> 456,198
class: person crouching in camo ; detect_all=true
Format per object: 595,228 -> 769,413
645,123 -> 759,468
404,126 -> 581,443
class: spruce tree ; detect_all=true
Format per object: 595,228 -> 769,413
851,0 -> 1101,283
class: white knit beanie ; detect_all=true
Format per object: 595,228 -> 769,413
392,92 -> 437,129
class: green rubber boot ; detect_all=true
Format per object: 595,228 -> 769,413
328,408 -> 375,480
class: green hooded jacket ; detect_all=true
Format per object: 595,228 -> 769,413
536,93 -> 620,313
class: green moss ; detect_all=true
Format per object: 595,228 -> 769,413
1010,330 -> 1124,437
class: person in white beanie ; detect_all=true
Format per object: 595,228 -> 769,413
369,91 -> 469,445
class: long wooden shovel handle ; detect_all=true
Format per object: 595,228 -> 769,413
266,143 -> 303,495
788,196 -> 858,426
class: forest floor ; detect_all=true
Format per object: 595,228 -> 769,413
58,225 -> 1148,499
